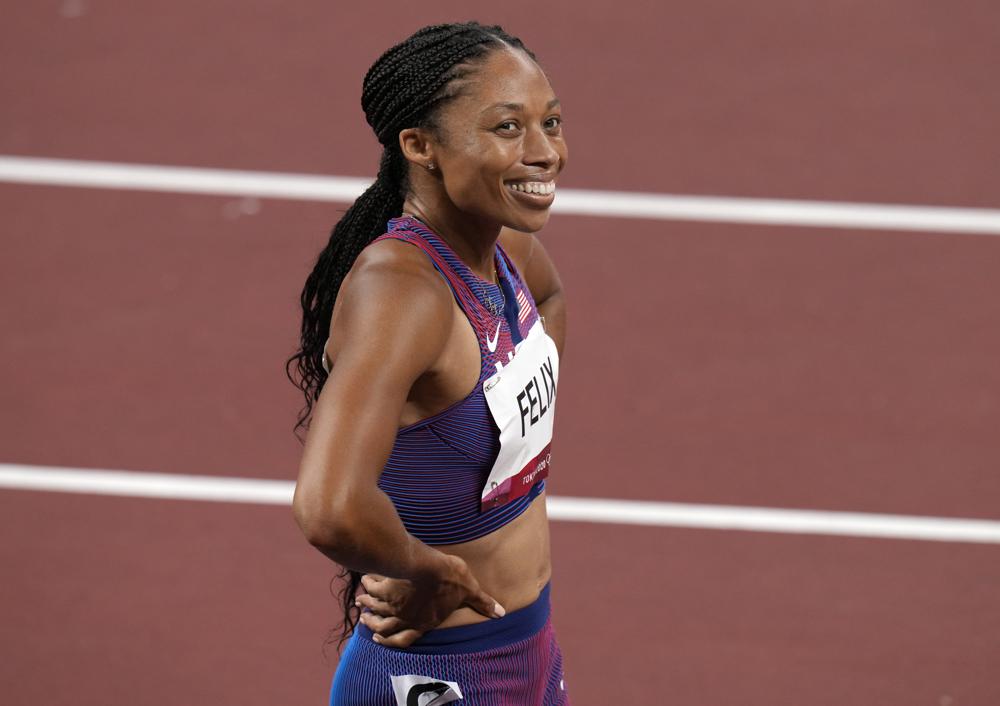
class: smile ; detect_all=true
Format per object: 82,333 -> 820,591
506,181 -> 555,196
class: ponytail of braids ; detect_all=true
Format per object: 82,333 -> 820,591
288,147 -> 406,438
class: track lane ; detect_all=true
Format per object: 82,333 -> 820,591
550,521 -> 1000,704
3,487 -> 996,705
3,184 -> 998,518
2,2 -> 999,206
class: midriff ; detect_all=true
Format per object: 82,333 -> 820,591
432,489 -> 552,628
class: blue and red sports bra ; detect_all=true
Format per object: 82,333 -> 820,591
331,215 -> 560,546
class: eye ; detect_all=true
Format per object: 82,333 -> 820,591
544,116 -> 562,131
496,120 -> 520,134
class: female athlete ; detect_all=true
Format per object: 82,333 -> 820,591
287,22 -> 570,705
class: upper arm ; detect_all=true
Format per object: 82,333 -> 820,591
499,227 -> 563,304
292,240 -> 452,526
499,227 -> 567,356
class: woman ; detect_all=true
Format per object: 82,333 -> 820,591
288,22 -> 570,705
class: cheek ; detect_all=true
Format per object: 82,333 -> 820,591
444,142 -> 514,202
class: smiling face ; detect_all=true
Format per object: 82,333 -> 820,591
419,48 -> 568,234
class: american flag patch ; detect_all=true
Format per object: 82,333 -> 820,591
516,287 -> 531,324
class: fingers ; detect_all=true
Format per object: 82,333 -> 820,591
440,554 -> 504,619
360,574 -> 383,594
359,612 -> 403,636
372,628 -> 423,649
360,573 -> 409,602
355,593 -> 393,616
465,589 -> 506,619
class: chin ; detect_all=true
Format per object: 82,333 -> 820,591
507,209 -> 552,234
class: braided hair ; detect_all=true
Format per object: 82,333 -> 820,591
284,22 -> 537,654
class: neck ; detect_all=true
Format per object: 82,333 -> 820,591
402,194 -> 501,282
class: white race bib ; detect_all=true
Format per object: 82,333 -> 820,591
481,319 -> 559,510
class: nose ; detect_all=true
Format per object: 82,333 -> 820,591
522,124 -> 561,170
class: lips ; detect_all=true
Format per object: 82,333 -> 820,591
506,182 -> 555,207
504,174 -> 557,208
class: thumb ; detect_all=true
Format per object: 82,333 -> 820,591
466,589 -> 506,619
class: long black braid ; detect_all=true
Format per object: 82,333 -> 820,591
284,22 -> 537,655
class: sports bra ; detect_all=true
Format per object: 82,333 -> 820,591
323,215 -> 558,545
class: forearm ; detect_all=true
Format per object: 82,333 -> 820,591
299,484 -> 449,582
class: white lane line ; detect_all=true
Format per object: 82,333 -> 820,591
2,155 -> 1000,235
544,496 -> 1000,545
3,463 -> 999,545
0,464 -> 293,504
0,155 -> 370,202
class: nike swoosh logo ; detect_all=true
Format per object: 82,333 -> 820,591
486,321 -> 501,352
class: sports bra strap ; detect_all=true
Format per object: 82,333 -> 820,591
323,229 -> 485,377
371,230 -> 487,325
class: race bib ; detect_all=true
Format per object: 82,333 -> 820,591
481,319 -> 559,510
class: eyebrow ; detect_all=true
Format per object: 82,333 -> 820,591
483,98 -> 561,113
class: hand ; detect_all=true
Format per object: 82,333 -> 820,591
355,554 -> 505,648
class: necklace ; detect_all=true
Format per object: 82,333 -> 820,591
486,263 -> 506,317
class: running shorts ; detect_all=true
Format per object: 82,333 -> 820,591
329,581 -> 570,705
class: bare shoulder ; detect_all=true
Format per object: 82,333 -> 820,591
348,236 -> 447,289
327,237 -> 453,372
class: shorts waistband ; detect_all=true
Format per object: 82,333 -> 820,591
355,581 -> 551,655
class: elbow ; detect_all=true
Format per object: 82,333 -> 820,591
293,509 -> 335,549
292,486 -> 358,550
296,509 -> 355,551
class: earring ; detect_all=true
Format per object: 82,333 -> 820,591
426,162 -> 436,171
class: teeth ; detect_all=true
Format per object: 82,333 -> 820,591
508,181 -> 555,196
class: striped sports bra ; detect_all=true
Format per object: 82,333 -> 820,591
325,215 -> 556,545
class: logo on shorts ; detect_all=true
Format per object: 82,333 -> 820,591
390,674 -> 463,706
